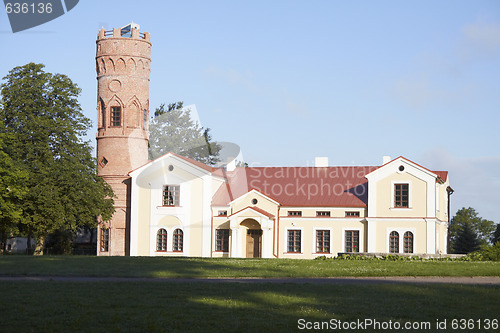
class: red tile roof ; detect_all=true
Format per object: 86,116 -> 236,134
212,166 -> 378,207
212,165 -> 448,207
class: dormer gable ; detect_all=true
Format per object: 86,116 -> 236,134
365,157 -> 439,218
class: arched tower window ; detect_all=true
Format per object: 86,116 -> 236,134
156,229 -> 167,252
404,231 -> 414,253
173,229 -> 183,252
111,106 -> 122,127
389,231 -> 399,253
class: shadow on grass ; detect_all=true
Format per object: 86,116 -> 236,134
0,281 -> 498,332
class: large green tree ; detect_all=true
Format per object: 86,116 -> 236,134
453,222 -> 481,254
449,207 -> 496,253
0,121 -> 28,252
148,102 -> 221,165
0,63 -> 115,254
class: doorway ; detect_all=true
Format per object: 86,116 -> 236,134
246,229 -> 262,258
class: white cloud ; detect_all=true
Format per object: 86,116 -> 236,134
392,74 -> 474,111
204,66 -> 260,93
459,19 -> 500,61
420,148 -> 500,223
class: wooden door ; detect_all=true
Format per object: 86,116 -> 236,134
246,229 -> 262,258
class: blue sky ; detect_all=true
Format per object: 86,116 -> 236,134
1,1 -> 499,223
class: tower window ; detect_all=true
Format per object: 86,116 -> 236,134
99,157 -> 108,168
111,106 -> 121,127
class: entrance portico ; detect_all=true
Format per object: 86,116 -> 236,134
228,207 -> 274,258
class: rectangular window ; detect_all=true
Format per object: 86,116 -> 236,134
316,211 -> 330,217
163,185 -> 180,206
100,228 -> 109,252
110,106 -> 121,127
287,230 -> 301,253
218,210 -> 228,216
316,230 -> 330,253
216,229 -> 229,252
288,211 -> 302,216
345,230 -> 359,253
394,183 -> 409,208
345,211 -> 360,217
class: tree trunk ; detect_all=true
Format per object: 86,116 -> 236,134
34,235 -> 45,255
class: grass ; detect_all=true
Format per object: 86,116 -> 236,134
1,257 -> 498,332
0,256 -> 499,278
0,281 -> 498,332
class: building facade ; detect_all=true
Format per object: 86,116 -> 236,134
126,154 -> 451,258
97,25 -> 452,257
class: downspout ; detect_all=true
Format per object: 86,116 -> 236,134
275,205 -> 281,258
446,186 -> 454,254
210,208 -> 213,258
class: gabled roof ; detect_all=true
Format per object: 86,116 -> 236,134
366,156 -> 448,182
229,206 -> 275,219
129,152 -> 215,176
212,166 -> 378,207
228,188 -> 280,206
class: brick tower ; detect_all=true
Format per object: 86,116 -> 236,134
96,23 -> 151,256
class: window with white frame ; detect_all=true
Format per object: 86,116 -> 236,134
316,230 -> 330,253
394,184 -> 409,208
389,231 -> 399,253
404,231 -> 413,253
216,229 -> 229,252
287,230 -> 301,253
173,229 -> 183,252
345,230 -> 359,252
156,229 -> 167,252
163,185 -> 180,206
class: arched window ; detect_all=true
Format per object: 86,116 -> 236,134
156,229 -> 167,252
389,231 -> 399,253
173,229 -> 183,252
404,231 -> 414,253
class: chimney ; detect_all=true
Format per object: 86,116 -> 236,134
382,156 -> 391,164
315,157 -> 328,167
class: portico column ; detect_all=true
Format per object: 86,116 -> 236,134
262,227 -> 272,258
230,226 -> 242,258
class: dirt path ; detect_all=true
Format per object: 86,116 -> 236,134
1,276 -> 499,284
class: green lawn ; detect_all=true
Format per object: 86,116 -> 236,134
1,257 -> 499,332
0,281 -> 498,332
0,256 -> 499,278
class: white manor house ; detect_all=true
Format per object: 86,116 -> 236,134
95,24 -> 452,258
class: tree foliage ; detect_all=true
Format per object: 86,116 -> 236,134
453,222 -> 481,254
491,223 -> 500,244
0,63 -> 115,254
449,207 -> 495,253
149,102 -> 221,165
0,121 -> 28,252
